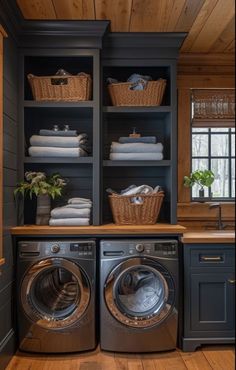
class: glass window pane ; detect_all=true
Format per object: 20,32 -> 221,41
211,134 -> 229,156
232,159 -> 235,198
192,134 -> 208,157
231,128 -> 235,132
191,159 -> 209,198
211,128 -> 229,133
211,159 -> 229,197
232,134 -> 235,156
192,128 -> 208,133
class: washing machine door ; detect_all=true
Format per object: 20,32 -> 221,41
104,257 -> 175,328
21,258 -> 90,329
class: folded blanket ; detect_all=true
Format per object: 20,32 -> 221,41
30,135 -> 82,148
28,147 -> 88,157
119,136 -> 157,144
49,218 -> 90,226
51,207 -> 91,219
65,203 -> 92,209
111,142 -> 163,153
109,152 -> 163,160
68,197 -> 92,204
40,129 -> 77,137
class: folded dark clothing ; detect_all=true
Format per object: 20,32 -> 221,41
119,137 -> 157,144
40,129 -> 77,137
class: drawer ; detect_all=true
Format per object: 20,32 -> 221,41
190,245 -> 235,268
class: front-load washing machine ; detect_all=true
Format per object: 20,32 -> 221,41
100,239 -> 179,352
17,240 -> 97,353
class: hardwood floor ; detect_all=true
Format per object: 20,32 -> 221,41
6,345 -> 235,370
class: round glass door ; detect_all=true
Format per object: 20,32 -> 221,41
104,258 -> 175,328
21,258 -> 90,329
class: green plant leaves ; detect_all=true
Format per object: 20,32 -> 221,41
184,170 -> 215,189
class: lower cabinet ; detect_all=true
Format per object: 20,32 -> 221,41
182,243 -> 235,351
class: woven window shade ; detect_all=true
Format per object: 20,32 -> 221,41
191,89 -> 235,128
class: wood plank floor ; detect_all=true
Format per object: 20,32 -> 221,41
6,345 -> 235,370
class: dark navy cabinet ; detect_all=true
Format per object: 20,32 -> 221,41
182,243 -> 235,351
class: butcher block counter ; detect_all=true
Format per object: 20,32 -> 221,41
10,223 -> 186,236
182,230 -> 235,244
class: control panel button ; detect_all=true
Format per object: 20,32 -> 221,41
135,244 -> 144,253
51,244 -> 60,253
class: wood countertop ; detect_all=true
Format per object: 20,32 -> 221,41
0,258 -> 5,266
182,231 -> 235,244
10,223 -> 186,236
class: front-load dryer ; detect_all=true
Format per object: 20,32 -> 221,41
17,240 -> 97,353
100,239 -> 179,352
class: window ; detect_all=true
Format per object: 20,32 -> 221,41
191,89 -> 235,201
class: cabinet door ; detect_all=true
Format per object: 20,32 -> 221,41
190,272 -> 235,332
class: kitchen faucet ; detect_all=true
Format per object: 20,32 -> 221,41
208,203 -> 227,230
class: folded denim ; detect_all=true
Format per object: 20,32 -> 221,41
111,142 -> 163,153
68,197 -> 92,204
109,152 -> 163,160
51,207 -> 91,219
118,137 -> 156,144
40,129 -> 77,137
28,147 -> 88,157
49,218 -> 90,226
127,74 -> 152,90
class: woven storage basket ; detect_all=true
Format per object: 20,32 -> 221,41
27,73 -> 92,101
109,192 -> 164,225
108,79 -> 166,106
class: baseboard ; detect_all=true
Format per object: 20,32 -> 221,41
0,330 -> 16,370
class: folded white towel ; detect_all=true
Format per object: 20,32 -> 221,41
28,147 -> 88,157
68,197 -> 92,204
51,207 -> 91,219
65,204 -> 92,209
109,153 -> 164,160
30,135 -> 82,148
49,218 -> 90,226
111,142 -> 163,153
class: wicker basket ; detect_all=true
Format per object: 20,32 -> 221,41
27,73 -> 92,101
108,79 -> 166,106
109,192 -> 164,225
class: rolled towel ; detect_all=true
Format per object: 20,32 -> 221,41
119,136 -> 156,144
30,135 -> 82,148
49,218 -> 90,226
111,142 -> 163,153
51,207 -> 91,219
28,147 -> 88,157
65,203 -> 92,209
109,152 -> 163,160
40,129 -> 77,137
68,197 -> 92,204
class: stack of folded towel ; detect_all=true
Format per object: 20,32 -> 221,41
49,197 -> 92,226
28,130 -> 91,157
109,136 -> 163,160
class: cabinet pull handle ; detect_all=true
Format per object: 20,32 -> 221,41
200,256 -> 222,261
228,279 -> 236,284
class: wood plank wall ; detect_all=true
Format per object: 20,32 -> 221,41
177,55 -> 235,230
0,24 -> 18,370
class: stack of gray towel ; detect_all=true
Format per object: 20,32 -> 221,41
109,136 -> 163,160
49,198 -> 92,226
28,130 -> 90,157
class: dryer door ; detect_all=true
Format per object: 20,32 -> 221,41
21,258 -> 90,329
104,257 -> 175,328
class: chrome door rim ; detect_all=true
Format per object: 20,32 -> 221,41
21,258 -> 90,329
104,257 -> 174,328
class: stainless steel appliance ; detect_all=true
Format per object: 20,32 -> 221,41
100,239 -> 179,352
17,240 -> 96,353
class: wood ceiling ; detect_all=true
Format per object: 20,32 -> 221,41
16,0 -> 235,54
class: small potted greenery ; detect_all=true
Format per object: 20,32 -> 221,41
14,171 -> 67,225
183,169 -> 215,200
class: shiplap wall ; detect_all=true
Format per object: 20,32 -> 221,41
0,31 -> 18,370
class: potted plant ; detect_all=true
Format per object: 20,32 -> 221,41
183,169 -> 215,199
14,171 -> 67,225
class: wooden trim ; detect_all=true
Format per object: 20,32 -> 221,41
0,258 -> 5,266
0,26 -> 7,262
178,53 -> 235,66
10,223 -> 186,236
192,119 -> 235,127
177,202 -> 235,221
177,75 -> 235,89
182,231 -> 235,244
